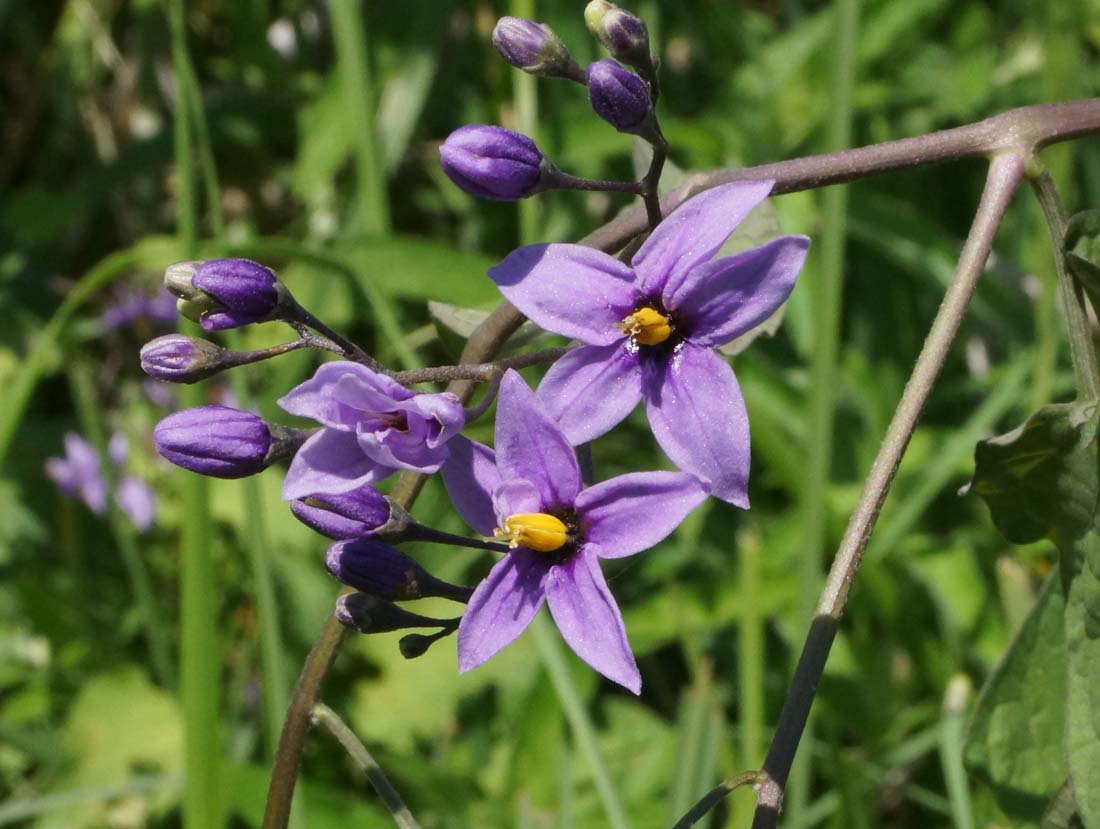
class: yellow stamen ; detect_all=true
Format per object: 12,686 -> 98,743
494,512 -> 568,552
619,307 -> 671,345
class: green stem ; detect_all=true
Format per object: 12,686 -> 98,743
530,613 -> 631,829
738,531 -> 765,777
66,363 -> 175,689
311,704 -> 421,829
1026,162 -> 1100,400
789,0 -> 860,820
938,677 -> 975,829
511,0 -> 539,246
167,2 -> 222,826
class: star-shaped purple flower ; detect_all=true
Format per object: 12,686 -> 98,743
441,370 -> 707,693
280,361 -> 466,500
488,181 -> 810,506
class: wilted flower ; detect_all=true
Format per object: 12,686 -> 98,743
488,181 -> 809,506
441,370 -> 707,693
280,362 -> 465,500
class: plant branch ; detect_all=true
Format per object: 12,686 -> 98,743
585,99 -> 1100,254
311,703 -> 421,829
749,151 -> 1027,829
671,771 -> 764,829
392,346 -> 573,385
1026,162 -> 1100,399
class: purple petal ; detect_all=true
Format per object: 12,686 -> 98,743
575,471 -> 708,559
495,371 -> 582,508
116,476 -> 157,533
441,437 -> 501,536
281,429 -> 387,501
536,343 -> 643,445
644,344 -> 750,507
492,479 -> 543,527
357,427 -> 450,474
545,547 -> 640,694
278,362 -> 410,430
107,433 -> 129,466
458,549 -> 549,672
631,181 -> 775,299
488,244 -> 638,346
670,236 -> 810,348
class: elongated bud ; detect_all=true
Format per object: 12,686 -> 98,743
334,592 -> 453,634
492,17 -> 585,83
325,538 -> 471,602
140,334 -> 230,383
440,125 -> 548,201
586,59 -> 651,134
154,405 -> 299,478
291,487 -> 391,539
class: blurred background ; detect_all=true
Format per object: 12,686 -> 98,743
2,1 -> 1099,827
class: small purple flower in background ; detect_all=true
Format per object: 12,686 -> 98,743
488,181 -> 810,506
101,287 -> 178,331
46,432 -> 157,532
280,362 -> 465,501
441,370 -> 707,693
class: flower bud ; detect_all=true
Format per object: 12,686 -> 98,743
334,592 -> 448,634
326,538 -> 471,602
291,487 -> 391,539
154,405 -> 274,478
492,17 -> 584,82
585,1 -> 652,71
586,59 -> 651,134
140,334 -> 229,384
439,125 -> 546,201
164,258 -> 285,331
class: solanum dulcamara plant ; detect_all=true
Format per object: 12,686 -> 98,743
144,0 -> 809,694
139,1 -> 1100,826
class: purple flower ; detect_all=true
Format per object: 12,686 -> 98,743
154,405 -> 274,479
165,258 -> 283,332
280,362 -> 465,500
488,181 -> 809,506
441,370 -> 707,693
45,432 -> 157,532
46,434 -> 108,515
587,59 -> 651,133
101,288 -> 178,330
291,486 -> 391,539
439,125 -> 545,201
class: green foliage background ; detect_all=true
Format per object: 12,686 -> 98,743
1,1 -> 1099,827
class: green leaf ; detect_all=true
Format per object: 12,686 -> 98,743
967,401 -> 1099,544
969,401 -> 1100,828
964,572 -> 1066,821
1044,783 -> 1086,829
345,237 -> 500,306
1064,209 -> 1100,312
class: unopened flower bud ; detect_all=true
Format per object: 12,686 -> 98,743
154,405 -> 284,479
440,125 -> 547,201
334,592 -> 449,634
399,632 -> 438,659
492,17 -> 584,83
292,487 -> 391,539
585,0 -> 652,71
586,59 -> 651,134
164,258 -> 286,331
140,334 -> 229,384
325,538 -> 471,602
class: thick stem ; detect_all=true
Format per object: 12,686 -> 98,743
550,170 -> 645,194
750,151 -> 1026,829
311,703 -> 421,829
392,346 -> 573,385
640,121 -> 669,229
1026,163 -> 1100,399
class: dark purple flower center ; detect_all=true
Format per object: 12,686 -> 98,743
539,505 -> 584,565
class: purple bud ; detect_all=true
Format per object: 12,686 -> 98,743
439,125 -> 545,201
492,17 -> 584,82
154,405 -> 272,479
335,592 -> 448,634
586,59 -> 651,133
326,539 -> 428,600
140,334 -> 228,383
585,1 -> 651,70
291,488 -> 391,539
192,259 -> 281,317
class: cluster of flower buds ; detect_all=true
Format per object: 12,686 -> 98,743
165,258 -> 288,331
440,1 -> 659,202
